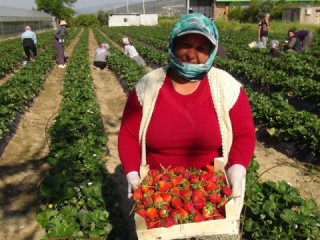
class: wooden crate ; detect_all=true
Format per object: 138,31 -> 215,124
135,158 -> 240,240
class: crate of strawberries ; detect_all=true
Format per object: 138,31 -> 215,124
132,158 -> 239,240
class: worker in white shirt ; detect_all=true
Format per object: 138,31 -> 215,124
122,37 -> 146,67
21,26 -> 37,64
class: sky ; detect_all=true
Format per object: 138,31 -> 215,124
0,0 -> 143,11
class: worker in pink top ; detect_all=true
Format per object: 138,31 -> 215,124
118,13 -> 256,217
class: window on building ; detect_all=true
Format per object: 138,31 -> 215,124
124,18 -> 128,22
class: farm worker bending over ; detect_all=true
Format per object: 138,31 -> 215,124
54,20 -> 68,69
283,30 -> 302,53
93,43 -> 111,70
118,13 -> 256,218
21,26 -> 37,64
294,30 -> 313,50
122,37 -> 146,67
258,13 -> 270,48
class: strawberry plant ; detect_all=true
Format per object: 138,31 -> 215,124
243,160 -> 320,240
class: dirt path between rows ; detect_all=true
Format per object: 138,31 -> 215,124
0,29 -> 319,240
0,30 -> 82,240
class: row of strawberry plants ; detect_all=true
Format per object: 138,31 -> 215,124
93,28 -> 146,91
0,45 -> 55,142
0,29 -> 78,146
245,87 -> 320,156
109,26 -> 169,51
215,56 -> 320,104
37,29 -> 121,239
100,27 -> 168,66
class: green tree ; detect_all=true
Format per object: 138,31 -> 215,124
228,3 -> 243,21
35,0 -> 77,23
71,14 -> 99,27
97,10 -> 108,26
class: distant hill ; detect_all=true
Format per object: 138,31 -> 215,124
76,0 -> 186,16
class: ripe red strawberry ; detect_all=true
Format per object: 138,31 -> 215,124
193,199 -> 205,211
154,173 -> 163,182
193,211 -> 206,222
199,172 -> 209,182
204,179 -> 218,191
148,169 -> 160,177
204,164 -> 215,173
152,193 -> 164,207
180,189 -> 192,200
170,186 -> 180,195
189,173 -> 200,184
132,187 -> 143,201
142,196 -> 153,208
171,197 -> 183,209
178,208 -> 189,221
221,186 -> 232,197
146,207 -> 159,221
183,200 -> 195,213
170,209 -> 180,223
161,173 -> 171,182
158,180 -> 172,192
163,217 -> 176,228
172,176 -> 185,186
174,166 -> 186,175
214,214 -> 225,219
209,193 -> 221,205
136,208 -> 147,219
192,189 -> 206,203
146,219 -> 161,229
161,193 -> 172,205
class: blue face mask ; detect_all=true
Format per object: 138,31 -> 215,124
168,13 -> 219,81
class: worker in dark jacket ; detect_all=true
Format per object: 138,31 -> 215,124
283,30 -> 302,53
54,20 -> 68,68
294,30 -> 313,50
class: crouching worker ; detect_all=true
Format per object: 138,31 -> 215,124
93,43 -> 111,70
283,30 -> 302,53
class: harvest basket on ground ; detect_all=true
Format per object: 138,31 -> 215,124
132,158 -> 241,240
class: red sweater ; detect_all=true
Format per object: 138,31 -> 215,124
118,74 -> 256,175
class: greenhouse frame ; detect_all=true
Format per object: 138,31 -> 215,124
0,6 -> 53,38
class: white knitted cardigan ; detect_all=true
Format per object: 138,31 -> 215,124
135,66 -> 242,179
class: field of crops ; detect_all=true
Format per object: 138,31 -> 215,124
0,24 -> 319,240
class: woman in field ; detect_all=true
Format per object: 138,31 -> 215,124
118,13 -> 256,217
93,43 -> 111,70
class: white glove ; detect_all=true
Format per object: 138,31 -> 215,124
126,171 -> 140,199
227,164 -> 247,218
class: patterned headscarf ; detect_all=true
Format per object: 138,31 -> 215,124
168,13 -> 219,81
100,43 -> 110,49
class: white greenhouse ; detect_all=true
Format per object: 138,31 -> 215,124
0,6 -> 53,38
